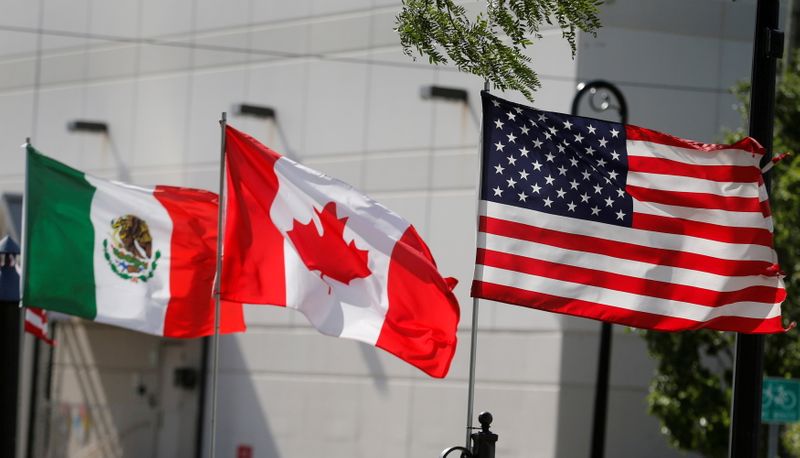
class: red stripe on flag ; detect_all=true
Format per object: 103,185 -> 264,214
627,156 -> 761,183
627,185 -> 763,212
625,125 -> 765,155
155,186 -> 246,338
471,281 -> 785,333
221,126 -> 287,306
378,225 -> 460,379
760,199 -> 772,218
476,248 -> 786,307
479,216 -> 774,277
632,213 -> 773,246
24,307 -> 54,345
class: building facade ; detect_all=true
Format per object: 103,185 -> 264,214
0,0 -> 775,456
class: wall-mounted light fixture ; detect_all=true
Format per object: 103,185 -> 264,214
236,104 -> 276,120
67,120 -> 109,134
420,85 -> 469,103
420,85 -> 477,127
235,104 -> 298,159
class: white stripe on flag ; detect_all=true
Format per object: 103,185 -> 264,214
626,141 -> 761,167
476,265 -> 782,322
632,200 -> 768,229
483,201 -> 776,263
478,233 -> 779,292
25,308 -> 46,331
627,172 -> 760,198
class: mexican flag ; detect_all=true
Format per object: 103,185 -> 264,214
23,146 -> 245,338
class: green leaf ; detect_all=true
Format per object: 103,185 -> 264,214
395,0 -> 602,101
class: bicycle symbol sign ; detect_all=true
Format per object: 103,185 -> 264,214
762,378 -> 800,424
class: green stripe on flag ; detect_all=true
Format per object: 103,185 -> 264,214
24,146 -> 98,319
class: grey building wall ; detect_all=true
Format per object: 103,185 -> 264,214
0,0 -> 773,457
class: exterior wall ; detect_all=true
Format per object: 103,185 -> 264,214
0,0 -> 773,457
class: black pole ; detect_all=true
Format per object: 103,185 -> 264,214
589,322 -> 612,458
729,1 -> 782,457
570,80 -> 628,458
0,300 -> 22,457
25,337 -> 41,458
0,240 -> 22,458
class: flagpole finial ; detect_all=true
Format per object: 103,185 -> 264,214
220,112 -> 227,123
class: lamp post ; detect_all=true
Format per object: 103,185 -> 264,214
0,235 -> 22,457
570,80 -> 628,458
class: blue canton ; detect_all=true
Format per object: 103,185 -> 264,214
481,92 -> 633,227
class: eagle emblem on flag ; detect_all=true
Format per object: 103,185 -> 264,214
103,214 -> 161,283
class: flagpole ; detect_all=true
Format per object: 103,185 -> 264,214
465,296 -> 480,449
209,112 -> 227,458
466,80 -> 490,450
21,137 -> 30,299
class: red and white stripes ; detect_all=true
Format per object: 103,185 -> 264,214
473,125 -> 786,333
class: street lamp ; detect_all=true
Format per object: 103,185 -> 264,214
0,235 -> 21,457
571,80 -> 628,458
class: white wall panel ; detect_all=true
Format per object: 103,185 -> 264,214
141,0 -> 194,38
366,51 -> 436,152
310,0 -> 372,17
138,44 -> 193,75
185,67 -> 248,166
0,57 -> 35,92
193,31 -> 251,68
83,80 -> 138,177
0,92 -> 33,177
309,14 -> 371,55
195,0 -> 251,32
0,31 -> 37,58
249,23 -> 309,60
132,74 -> 191,168
39,49 -> 88,85
32,86 -> 85,166
305,60 -> 368,156
251,0 -> 310,24
86,45 -> 139,81
363,151 -> 430,192
90,0 -> 140,38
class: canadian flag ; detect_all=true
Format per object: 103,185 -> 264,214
221,126 -> 460,378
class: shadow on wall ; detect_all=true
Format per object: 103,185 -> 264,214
207,335 -> 281,458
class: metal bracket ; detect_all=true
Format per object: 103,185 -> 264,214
764,28 -> 785,59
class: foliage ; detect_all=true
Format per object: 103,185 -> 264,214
640,59 -> 800,457
395,0 -> 602,100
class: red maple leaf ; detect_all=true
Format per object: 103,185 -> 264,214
287,202 -> 371,287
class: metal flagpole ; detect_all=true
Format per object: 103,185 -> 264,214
209,112 -> 227,458
465,295 -> 480,449
465,80 -> 490,449
729,0 -> 782,456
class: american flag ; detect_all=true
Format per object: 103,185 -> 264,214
25,307 -> 54,345
471,91 -> 786,333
